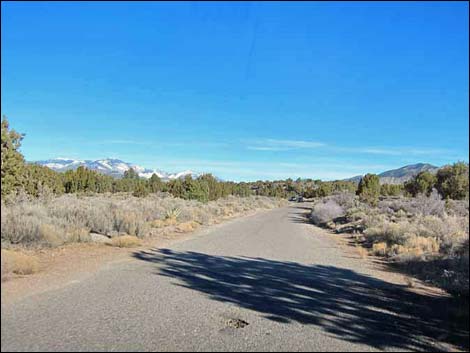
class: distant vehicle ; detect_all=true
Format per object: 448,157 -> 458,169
289,196 -> 297,202
297,196 -> 304,202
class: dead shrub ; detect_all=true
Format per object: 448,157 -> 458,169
1,249 -> 39,278
175,221 -> 199,233
372,242 -> 388,256
108,235 -> 141,248
39,224 -> 64,247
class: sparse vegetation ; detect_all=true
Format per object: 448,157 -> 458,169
1,193 -> 287,248
311,190 -> 469,297
1,117 -> 469,298
1,249 -> 39,280
108,235 -> 142,248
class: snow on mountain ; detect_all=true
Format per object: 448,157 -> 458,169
33,158 -> 200,180
168,170 -> 199,180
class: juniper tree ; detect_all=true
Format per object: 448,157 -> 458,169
1,116 -> 25,196
356,173 -> 380,205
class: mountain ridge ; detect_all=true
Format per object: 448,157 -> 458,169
33,158 -> 200,181
345,163 -> 439,184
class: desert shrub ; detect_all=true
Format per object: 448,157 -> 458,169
114,210 -> 149,237
403,190 -> 446,217
310,199 -> 345,225
1,193 -> 284,247
445,199 -> 469,217
372,242 -> 388,256
38,224 -> 64,247
330,190 -> 469,297
1,202 -> 43,244
66,227 -> 91,243
365,220 -> 413,246
108,235 -> 141,248
364,214 -> 468,260
377,191 -> 445,217
330,192 -> 357,210
175,221 -> 199,233
1,249 -> 39,278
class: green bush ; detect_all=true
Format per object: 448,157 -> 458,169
1,116 -> 25,196
404,171 -> 436,197
357,174 -> 380,206
435,162 -> 469,200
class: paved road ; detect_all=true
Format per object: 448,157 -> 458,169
1,205 -> 465,351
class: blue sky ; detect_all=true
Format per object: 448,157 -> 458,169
2,1 -> 468,181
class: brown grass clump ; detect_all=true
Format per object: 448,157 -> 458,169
372,242 -> 388,256
175,221 -> 200,233
317,193 -> 469,297
355,245 -> 368,259
66,227 -> 91,243
38,224 -> 64,247
1,249 -> 39,279
108,235 -> 142,248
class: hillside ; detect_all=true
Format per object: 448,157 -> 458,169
346,163 -> 439,184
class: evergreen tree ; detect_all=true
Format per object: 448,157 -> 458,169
1,116 -> 25,196
404,171 -> 436,196
148,173 -> 163,193
435,162 -> 469,200
133,180 -> 149,197
357,174 -> 380,205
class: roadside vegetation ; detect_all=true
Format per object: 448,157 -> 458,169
309,166 -> 469,298
1,117 -> 287,279
1,116 -> 469,299
1,192 -> 286,248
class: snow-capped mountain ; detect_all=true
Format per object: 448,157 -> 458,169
33,158 -> 200,180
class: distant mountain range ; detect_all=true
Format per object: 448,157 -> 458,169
34,158 -> 440,184
345,163 -> 440,184
33,158 -> 200,181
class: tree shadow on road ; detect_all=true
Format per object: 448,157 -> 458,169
133,249 -> 469,351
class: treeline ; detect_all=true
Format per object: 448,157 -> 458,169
62,166 -> 253,201
1,117 -> 468,202
249,178 -> 358,199
404,166 -> 469,200
355,165 -> 469,206
1,117 -> 252,202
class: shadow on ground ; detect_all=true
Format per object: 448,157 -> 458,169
133,248 -> 469,351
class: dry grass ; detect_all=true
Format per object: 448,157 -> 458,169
108,235 -> 142,248
372,242 -> 388,256
1,194 -> 286,248
1,249 -> 39,279
175,221 -> 200,233
355,245 -> 368,259
318,193 -> 469,297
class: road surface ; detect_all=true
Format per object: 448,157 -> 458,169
1,204 -> 465,351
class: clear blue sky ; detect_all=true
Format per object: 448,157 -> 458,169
2,1 -> 468,181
